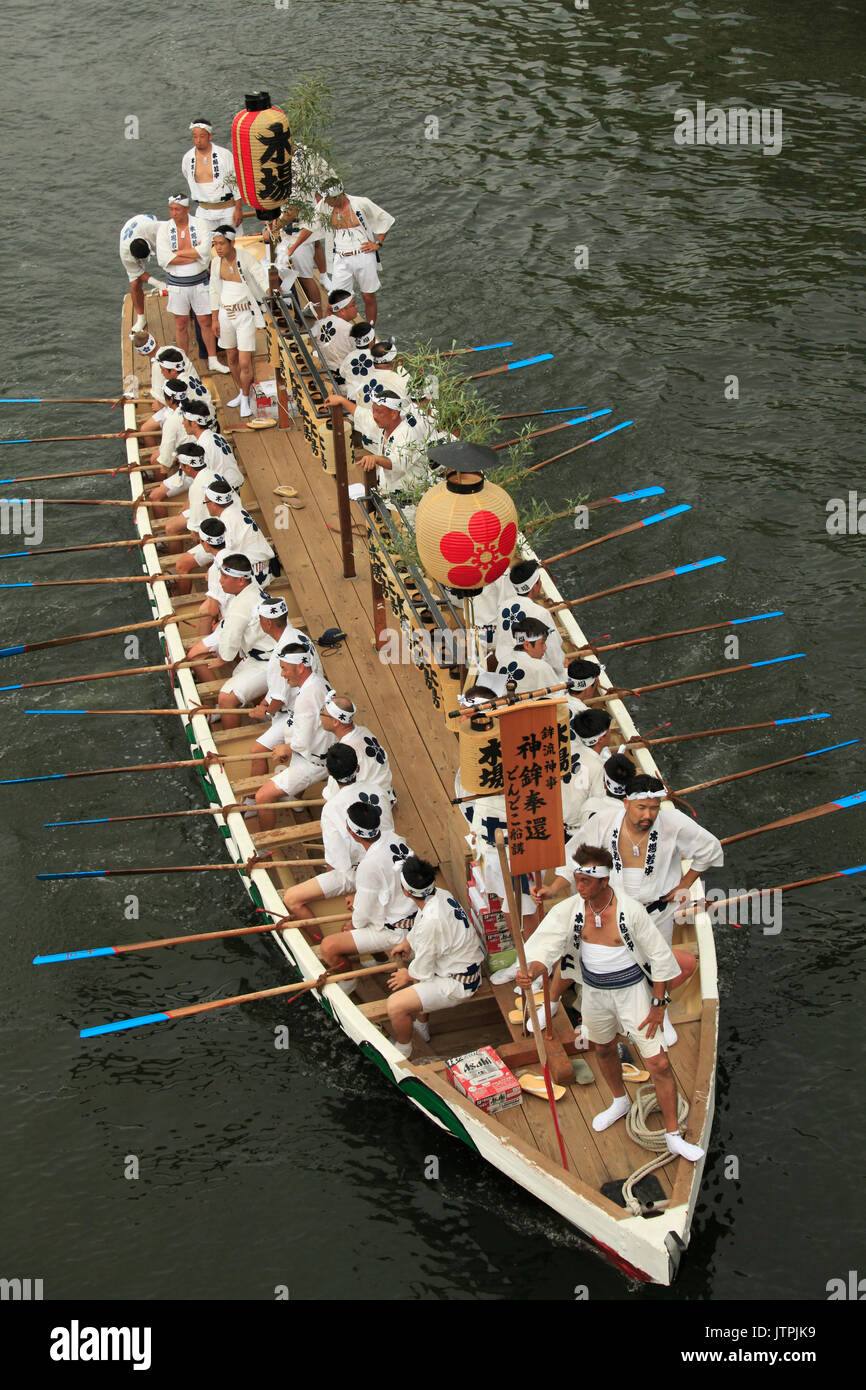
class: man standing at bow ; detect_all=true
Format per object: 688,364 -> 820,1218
156,195 -> 227,370
318,179 -> 394,325
181,119 -> 243,229
517,844 -> 706,1163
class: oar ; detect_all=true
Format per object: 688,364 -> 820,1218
492,408 -> 611,451
0,574 -> 171,591
446,682 -> 567,721
0,396 -> 133,406
0,463 -> 155,483
543,504 -> 690,565
26,706 -> 255,717
569,609 -> 784,656
0,615 -> 184,659
0,750 -> 285,787
34,912 -> 352,964
720,790 -> 866,847
0,496 -> 187,509
523,486 -> 666,533
0,657 -> 221,694
671,741 -> 858,798
626,711 -> 831,750
38,856 -> 330,881
524,419 -> 634,474
45,799 -> 323,829
495,407 -> 589,421
78,960 -> 402,1039
495,829 -> 569,1168
0,536 -> 160,561
0,429 -> 151,445
439,341 -> 515,357
583,652 -> 806,706
460,352 -> 554,383
685,864 -> 866,921
549,555 -> 726,612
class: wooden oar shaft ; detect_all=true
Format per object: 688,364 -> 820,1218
721,795 -> 863,847
114,916 -> 348,954
3,497 -> 187,508
1,535 -> 157,559
544,514 -> 657,563
673,748 -> 833,797
6,615 -> 176,655
1,429 -> 151,444
526,429 -> 613,474
7,464 -> 152,483
9,658 -> 220,691
9,573 -> 169,588
697,871 -> 863,914
446,683 -> 566,720
164,960 -> 400,1020
29,706 -> 260,716
495,408 -> 586,421
51,798 -> 325,826
0,396 -> 130,405
88,858 -> 329,876
494,414 -> 601,452
550,566 -> 678,610
580,617 -> 739,654
627,718 -> 802,750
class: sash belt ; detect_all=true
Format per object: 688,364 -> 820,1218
166,268 -> 210,288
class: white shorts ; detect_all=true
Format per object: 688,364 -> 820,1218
290,240 -> 316,278
164,472 -> 191,497
150,406 -> 168,425
350,919 -> 415,955
196,206 -> 237,228
648,904 -> 676,946
580,980 -> 666,1059
413,969 -> 482,1014
218,304 -> 257,353
167,279 -> 211,318
332,250 -> 380,295
272,753 -> 326,799
201,627 -> 222,653
221,655 -> 270,704
187,543 -> 213,569
314,867 -> 355,899
252,713 -> 293,751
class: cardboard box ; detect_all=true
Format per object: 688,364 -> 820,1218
446,1046 -> 522,1114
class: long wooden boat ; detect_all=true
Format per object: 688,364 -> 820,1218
109,273 -> 717,1287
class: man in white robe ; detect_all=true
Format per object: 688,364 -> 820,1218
208,225 -> 270,416
317,180 -> 394,324
494,559 -> 566,676
156,195 -> 226,369
119,213 -> 164,330
181,119 -> 243,229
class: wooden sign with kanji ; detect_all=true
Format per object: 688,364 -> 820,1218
498,699 -> 566,873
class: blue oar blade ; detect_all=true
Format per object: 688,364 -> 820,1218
0,772 -> 65,785
34,947 -> 116,965
470,340 -> 514,351
611,486 -> 665,503
832,791 -> 866,810
0,646 -> 27,657
0,398 -> 43,404
641,504 -> 690,527
505,353 -> 554,370
81,1012 -> 170,1039
585,420 -> 634,446
730,610 -> 784,625
673,555 -> 726,576
0,552 -> 32,559
562,409 -> 611,426
774,713 -> 829,725
27,710 -> 90,714
45,817 -> 110,828
803,740 -> 859,757
540,407 -> 589,415
0,583 -> 35,590
750,653 -> 805,668
840,864 -> 866,876
37,869 -> 107,880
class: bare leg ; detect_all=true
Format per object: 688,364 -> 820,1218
237,350 -> 255,399
361,291 -> 378,326
217,689 -> 242,730
300,277 -> 322,315
195,313 -> 219,359
281,877 -> 325,921
131,276 -> 146,321
644,1052 -> 680,1132
386,986 -> 424,1043
173,314 -> 190,354
254,780 -> 285,832
595,1039 -> 626,1100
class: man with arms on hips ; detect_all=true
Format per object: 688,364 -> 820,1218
185,554 -> 269,728
119,214 -> 165,332
517,844 -> 706,1162
280,746 -> 394,923
156,194 -> 228,371
318,179 -> 394,326
209,225 -> 269,417
318,810 -> 416,993
385,857 -> 485,1058
181,119 -> 243,230
254,642 -> 334,830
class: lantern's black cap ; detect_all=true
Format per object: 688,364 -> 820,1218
426,441 -> 500,474
245,91 -> 272,111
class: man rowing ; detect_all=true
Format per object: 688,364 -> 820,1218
318,807 -> 416,994
208,225 -> 269,417
177,400 -> 243,484
119,213 -> 163,332
248,606 -> 321,778
185,554 -> 270,726
385,857 -> 485,1058
280,744 -> 394,922
132,336 -> 211,439
173,477 -> 273,591
494,560 -> 566,676
318,179 -> 394,325
254,641 -> 333,828
156,195 -> 227,371
181,119 -> 243,230
319,694 -> 394,803
496,616 -> 560,695
516,844 -> 705,1162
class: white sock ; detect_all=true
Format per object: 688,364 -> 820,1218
413,1019 -> 430,1042
239,394 -> 253,417
526,998 -> 559,1034
227,392 -> 244,408
490,960 -> 518,984
242,796 -> 258,821
592,1094 -> 631,1132
133,313 -> 147,331
208,356 -> 231,373
665,1131 -> 705,1163
662,1011 -> 678,1047
393,1039 -> 413,1058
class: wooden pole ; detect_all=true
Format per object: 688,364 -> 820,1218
331,403 -> 356,579
39,858 -> 331,881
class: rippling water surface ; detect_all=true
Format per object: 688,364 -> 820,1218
1,0 -> 864,1300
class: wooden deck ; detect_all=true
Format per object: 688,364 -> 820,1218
122,289 -> 710,1223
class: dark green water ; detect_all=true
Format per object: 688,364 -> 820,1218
1,0 -> 864,1300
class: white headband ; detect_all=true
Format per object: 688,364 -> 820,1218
189,121 -> 213,133
220,563 -> 251,580
214,226 -> 237,242
134,333 -> 157,355
401,869 -> 436,899
512,566 -> 541,595
513,627 -> 548,647
352,326 -> 376,348
322,181 -> 344,199
205,486 -> 233,504
346,808 -> 381,840
625,788 -> 666,801
279,650 -> 311,666
168,194 -> 190,207
376,342 -> 398,362
579,730 -> 606,748
603,772 -> 628,797
574,863 -> 610,879
257,597 -> 288,620
324,696 -> 355,725
177,452 -> 207,470
567,667 -> 603,692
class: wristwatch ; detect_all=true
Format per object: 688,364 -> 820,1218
651,991 -> 671,1008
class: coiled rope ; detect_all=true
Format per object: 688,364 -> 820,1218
621,1083 -> 689,1216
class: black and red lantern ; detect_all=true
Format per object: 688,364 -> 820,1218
232,91 -> 293,218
